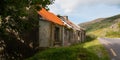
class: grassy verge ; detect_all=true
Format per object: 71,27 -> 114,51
105,31 -> 120,38
83,39 -> 109,60
26,36 -> 109,60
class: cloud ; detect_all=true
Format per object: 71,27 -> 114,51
73,0 -> 120,6
49,0 -> 120,14
48,0 -> 120,24
49,0 -> 80,14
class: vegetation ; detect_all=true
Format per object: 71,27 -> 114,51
79,14 -> 120,32
27,35 -> 109,60
105,31 -> 120,38
105,22 -> 120,38
118,22 -> 120,31
88,28 -> 108,37
0,0 -> 54,59
79,14 -> 120,38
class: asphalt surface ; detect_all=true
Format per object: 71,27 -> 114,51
98,38 -> 120,60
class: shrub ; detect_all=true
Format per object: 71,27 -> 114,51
86,34 -> 97,41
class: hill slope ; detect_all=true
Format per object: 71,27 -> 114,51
79,14 -> 120,32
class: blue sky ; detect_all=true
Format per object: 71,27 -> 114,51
48,0 -> 120,24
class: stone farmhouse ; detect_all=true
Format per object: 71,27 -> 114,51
38,8 -> 86,47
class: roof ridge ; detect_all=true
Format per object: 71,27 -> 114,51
38,8 -> 64,26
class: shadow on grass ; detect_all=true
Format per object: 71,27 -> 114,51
26,34 -> 109,60
27,45 -> 102,60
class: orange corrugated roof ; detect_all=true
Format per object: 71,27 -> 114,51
38,8 -> 64,26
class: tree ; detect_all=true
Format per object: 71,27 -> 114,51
0,0 -> 54,59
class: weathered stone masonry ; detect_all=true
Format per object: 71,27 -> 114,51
38,8 -> 86,47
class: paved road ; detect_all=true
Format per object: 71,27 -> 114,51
98,38 -> 120,60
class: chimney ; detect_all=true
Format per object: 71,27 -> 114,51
63,16 -> 68,20
58,16 -> 68,21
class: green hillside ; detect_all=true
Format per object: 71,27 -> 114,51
79,14 -> 120,32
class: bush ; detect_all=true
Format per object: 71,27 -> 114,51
86,34 -> 97,41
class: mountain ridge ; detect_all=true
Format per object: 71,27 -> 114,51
79,14 -> 120,32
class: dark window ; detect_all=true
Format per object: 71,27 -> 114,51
54,27 -> 60,42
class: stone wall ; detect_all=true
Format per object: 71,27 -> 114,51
39,20 -> 51,47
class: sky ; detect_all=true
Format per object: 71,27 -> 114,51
48,0 -> 120,24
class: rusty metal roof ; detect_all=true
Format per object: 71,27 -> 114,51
38,8 -> 64,26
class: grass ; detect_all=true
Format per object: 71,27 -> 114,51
88,28 -> 106,37
80,14 -> 120,32
104,22 -> 120,38
83,39 -> 109,60
88,27 -> 120,38
105,31 -> 120,38
26,35 -> 109,60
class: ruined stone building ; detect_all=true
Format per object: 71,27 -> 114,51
38,8 -> 86,47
